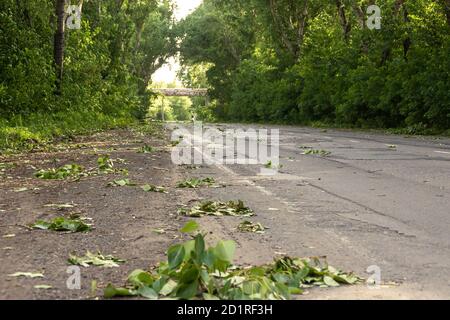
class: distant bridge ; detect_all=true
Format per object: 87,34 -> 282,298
153,88 -> 208,97
152,88 -> 210,122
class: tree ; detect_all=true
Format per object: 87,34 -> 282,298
178,0 -> 450,131
54,0 -> 66,94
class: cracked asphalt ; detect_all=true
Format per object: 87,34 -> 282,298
172,123 -> 450,299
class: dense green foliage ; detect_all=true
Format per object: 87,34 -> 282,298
178,0 -> 450,132
1,0 -> 449,151
0,0 -> 175,151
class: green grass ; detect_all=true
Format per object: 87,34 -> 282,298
0,111 -> 136,153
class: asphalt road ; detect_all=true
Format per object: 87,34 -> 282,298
172,123 -> 450,299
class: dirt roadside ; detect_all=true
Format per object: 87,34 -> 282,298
0,125 -> 200,299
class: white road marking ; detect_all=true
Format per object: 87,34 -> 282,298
181,130 -> 304,205
349,140 -> 360,143
435,151 -> 450,155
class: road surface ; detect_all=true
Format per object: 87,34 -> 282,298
172,123 -> 450,299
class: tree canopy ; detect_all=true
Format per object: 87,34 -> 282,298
178,0 -> 450,132
0,0 -> 175,150
0,0 -> 449,152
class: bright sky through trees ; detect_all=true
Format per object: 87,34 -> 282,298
151,0 -> 203,84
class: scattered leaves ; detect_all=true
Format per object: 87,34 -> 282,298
179,221 -> 199,234
108,179 -> 136,187
137,145 -> 155,153
177,177 -> 215,189
43,203 -> 75,209
9,272 -> 44,278
97,156 -> 128,175
34,285 -> 52,290
141,184 -> 168,193
35,156 -> 127,181
237,221 -> 267,234
68,251 -> 125,268
31,217 -> 91,233
35,164 -> 85,180
179,200 -> 255,217
97,155 -> 115,173
104,223 -> 360,300
303,149 -> 331,156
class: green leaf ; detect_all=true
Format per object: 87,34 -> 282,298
9,272 -> 44,278
152,275 -> 169,293
182,240 -> 195,261
104,284 -> 135,299
141,184 -> 167,193
288,287 -> 303,295
333,273 -> 360,284
159,279 -> 177,296
179,200 -> 254,217
137,145 -> 155,154
168,244 -> 185,270
237,220 -> 267,233
176,280 -> 199,300
34,285 -> 52,289
213,240 -> 236,263
180,220 -> 199,234
137,286 -> 158,299
68,251 -> 125,268
35,164 -> 85,180
177,177 -> 215,189
31,221 -> 51,230
323,276 -> 340,287
194,234 -> 205,260
203,293 -> 220,300
128,270 -> 154,287
31,217 -> 91,233
180,266 -> 200,284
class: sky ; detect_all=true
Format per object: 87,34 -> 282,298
151,0 -> 203,85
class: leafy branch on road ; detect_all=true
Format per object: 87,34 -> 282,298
303,149 -> 331,157
31,217 -> 91,233
141,184 -> 168,193
104,222 -> 360,300
108,179 -> 136,187
69,251 -> 125,268
35,156 -> 127,181
35,164 -> 85,180
237,221 -> 268,234
137,145 -> 156,154
179,200 -> 255,217
177,177 -> 215,189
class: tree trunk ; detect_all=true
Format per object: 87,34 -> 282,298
268,0 -> 309,62
54,0 -> 66,94
336,0 -> 351,41
381,0 -> 410,65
